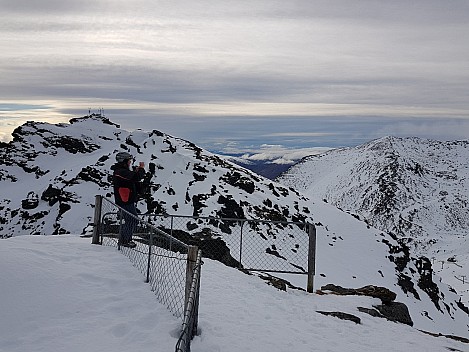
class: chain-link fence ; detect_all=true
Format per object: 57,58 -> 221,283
141,213 -> 316,292
91,195 -> 316,351
91,196 -> 201,352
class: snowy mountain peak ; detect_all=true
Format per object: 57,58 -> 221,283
277,135 -> 469,314
0,115 -> 311,237
1,118 -> 468,339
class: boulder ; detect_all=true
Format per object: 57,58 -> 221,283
320,284 -> 396,304
320,283 -> 414,326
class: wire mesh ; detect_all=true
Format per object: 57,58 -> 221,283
99,197 -> 189,319
94,196 -> 313,351
142,214 -> 310,275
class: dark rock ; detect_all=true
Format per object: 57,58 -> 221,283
199,238 -> 240,268
58,202 -> 71,218
254,272 -> 305,292
77,166 -> 109,187
266,247 -> 287,260
216,195 -> 245,219
192,172 -> 207,182
166,228 -> 240,268
357,307 -> 382,318
358,303 -> 414,326
44,135 -> 99,154
418,330 -> 469,344
415,257 -> 442,311
41,185 -> 62,206
221,171 -> 255,194
320,284 -> 397,304
356,285 -> 397,304
192,194 -> 208,216
317,311 -> 361,324
374,302 -> 413,326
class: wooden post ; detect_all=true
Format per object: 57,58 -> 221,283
192,250 -> 202,337
307,223 -> 316,293
185,246 -> 198,311
91,195 -> 102,245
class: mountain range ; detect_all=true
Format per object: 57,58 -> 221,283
0,116 -> 468,340
277,135 -> 469,310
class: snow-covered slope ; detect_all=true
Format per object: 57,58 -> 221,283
1,118 -> 468,339
277,136 -> 469,308
0,115 -> 311,237
1,235 -> 468,352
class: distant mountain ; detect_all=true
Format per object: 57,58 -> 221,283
0,118 -> 467,338
223,156 -> 293,179
277,135 -> 469,308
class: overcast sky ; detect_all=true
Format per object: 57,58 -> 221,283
1,0 -> 469,157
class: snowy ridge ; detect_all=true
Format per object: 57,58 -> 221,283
277,135 -> 469,310
1,118 -> 468,340
0,115 -> 312,237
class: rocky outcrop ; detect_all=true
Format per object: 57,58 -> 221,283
358,303 -> 413,326
318,284 -> 413,326
319,284 -> 397,304
317,311 -> 361,324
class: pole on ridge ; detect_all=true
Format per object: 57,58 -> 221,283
91,195 -> 102,245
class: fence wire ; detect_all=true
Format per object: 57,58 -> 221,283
98,197 -> 190,319
93,196 -> 314,352
142,214 -> 311,277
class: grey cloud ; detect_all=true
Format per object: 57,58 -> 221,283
1,0 -> 468,151
0,62 -> 309,103
3,0 -> 468,23
265,0 -> 469,25
2,59 -> 467,111
0,0 -> 100,13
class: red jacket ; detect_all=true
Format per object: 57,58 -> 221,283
111,162 -> 145,205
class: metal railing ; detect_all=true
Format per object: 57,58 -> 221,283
91,196 -> 201,352
141,213 -> 317,292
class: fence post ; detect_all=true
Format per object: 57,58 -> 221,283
91,195 -> 102,245
170,216 -> 174,252
307,223 -> 317,293
191,250 -> 202,337
118,208 -> 123,250
146,231 -> 153,283
185,246 -> 199,311
239,220 -> 245,268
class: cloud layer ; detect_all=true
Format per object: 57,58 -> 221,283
1,0 -> 468,150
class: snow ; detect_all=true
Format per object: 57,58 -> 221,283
0,235 -> 179,352
277,136 -> 469,306
1,235 -> 467,352
1,118 -> 468,350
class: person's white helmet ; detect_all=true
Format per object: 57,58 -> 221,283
116,151 -> 133,163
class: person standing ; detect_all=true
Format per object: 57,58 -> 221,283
111,151 -> 145,248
